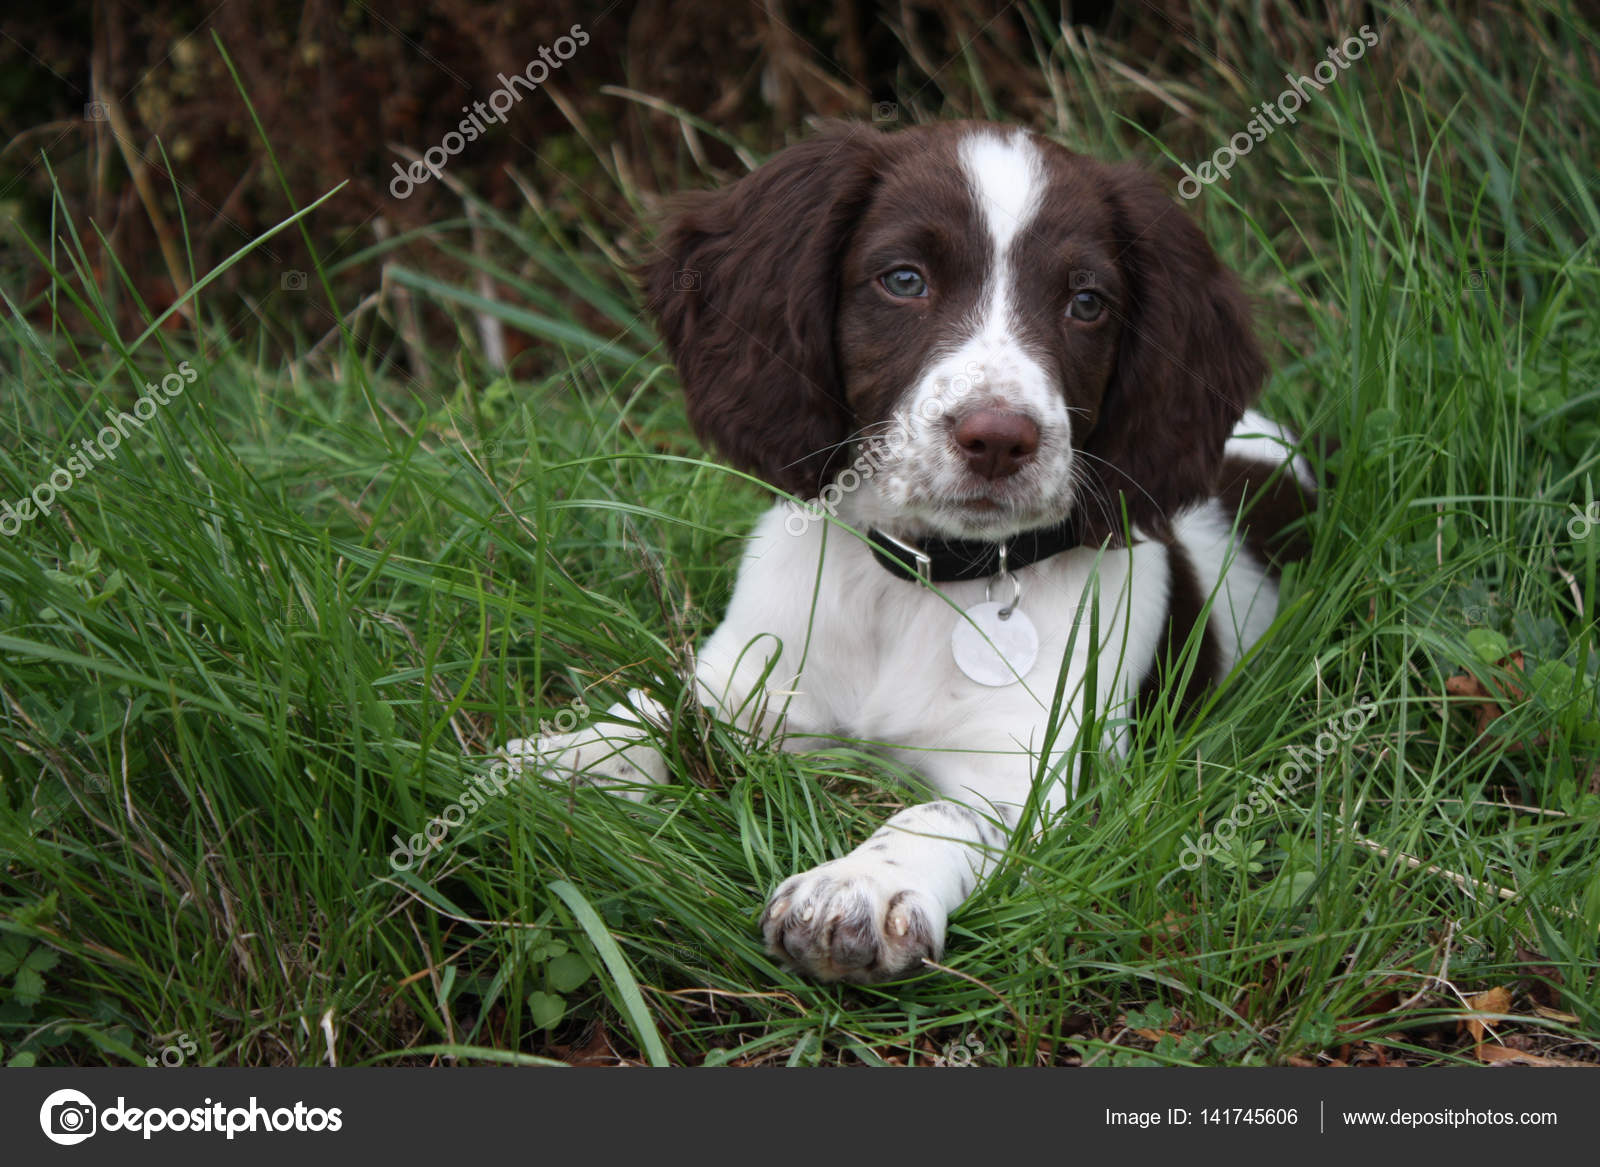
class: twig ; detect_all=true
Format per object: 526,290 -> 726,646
921,957 -> 1028,1039
655,986 -> 806,1012
1361,797 -> 1568,818
1347,834 -> 1518,902
89,87 -> 193,321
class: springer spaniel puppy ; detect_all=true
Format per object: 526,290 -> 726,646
504,120 -> 1313,983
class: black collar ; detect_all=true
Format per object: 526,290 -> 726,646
867,517 -> 1080,583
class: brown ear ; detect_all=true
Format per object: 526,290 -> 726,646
640,125 -> 882,497
1079,165 -> 1265,541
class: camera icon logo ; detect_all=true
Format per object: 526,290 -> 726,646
39,1088 -> 97,1145
871,101 -> 899,123
1464,269 -> 1488,291
281,270 -> 308,292
84,102 -> 109,122
1069,269 -> 1098,291
673,268 -> 701,291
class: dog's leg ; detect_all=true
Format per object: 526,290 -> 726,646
502,689 -> 671,802
501,520 -> 835,798
757,720 -> 1099,983
500,628 -> 826,799
760,797 -> 1023,983
761,541 -> 1170,983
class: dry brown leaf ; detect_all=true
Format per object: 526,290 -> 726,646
1340,974 -> 1407,1032
548,1018 -> 628,1066
1474,1044 -> 1583,1067
1139,912 -> 1192,958
1444,653 -> 1550,750
1444,671 -> 1492,700
1532,1004 -> 1581,1024
1517,947 -> 1567,1011
1461,986 -> 1514,1044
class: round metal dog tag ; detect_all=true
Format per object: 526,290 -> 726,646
951,601 -> 1039,687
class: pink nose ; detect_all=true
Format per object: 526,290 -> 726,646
953,409 -> 1040,480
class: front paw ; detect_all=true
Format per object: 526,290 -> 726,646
761,860 -> 946,984
502,725 -> 665,802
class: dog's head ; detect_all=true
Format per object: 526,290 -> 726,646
642,121 -> 1264,543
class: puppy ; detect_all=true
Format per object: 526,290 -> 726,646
505,121 -> 1313,983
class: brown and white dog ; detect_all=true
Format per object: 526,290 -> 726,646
504,120 -> 1313,983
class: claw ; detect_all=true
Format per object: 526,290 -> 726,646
760,860 -> 947,982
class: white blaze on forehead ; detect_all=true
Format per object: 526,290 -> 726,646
957,130 -> 1047,298
893,128 -> 1060,435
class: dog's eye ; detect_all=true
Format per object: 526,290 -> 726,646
881,269 -> 928,298
1067,291 -> 1103,322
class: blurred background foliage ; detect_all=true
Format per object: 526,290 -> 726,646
12,0 -> 1575,376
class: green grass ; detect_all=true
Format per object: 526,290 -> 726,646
2,1 -> 1598,1067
